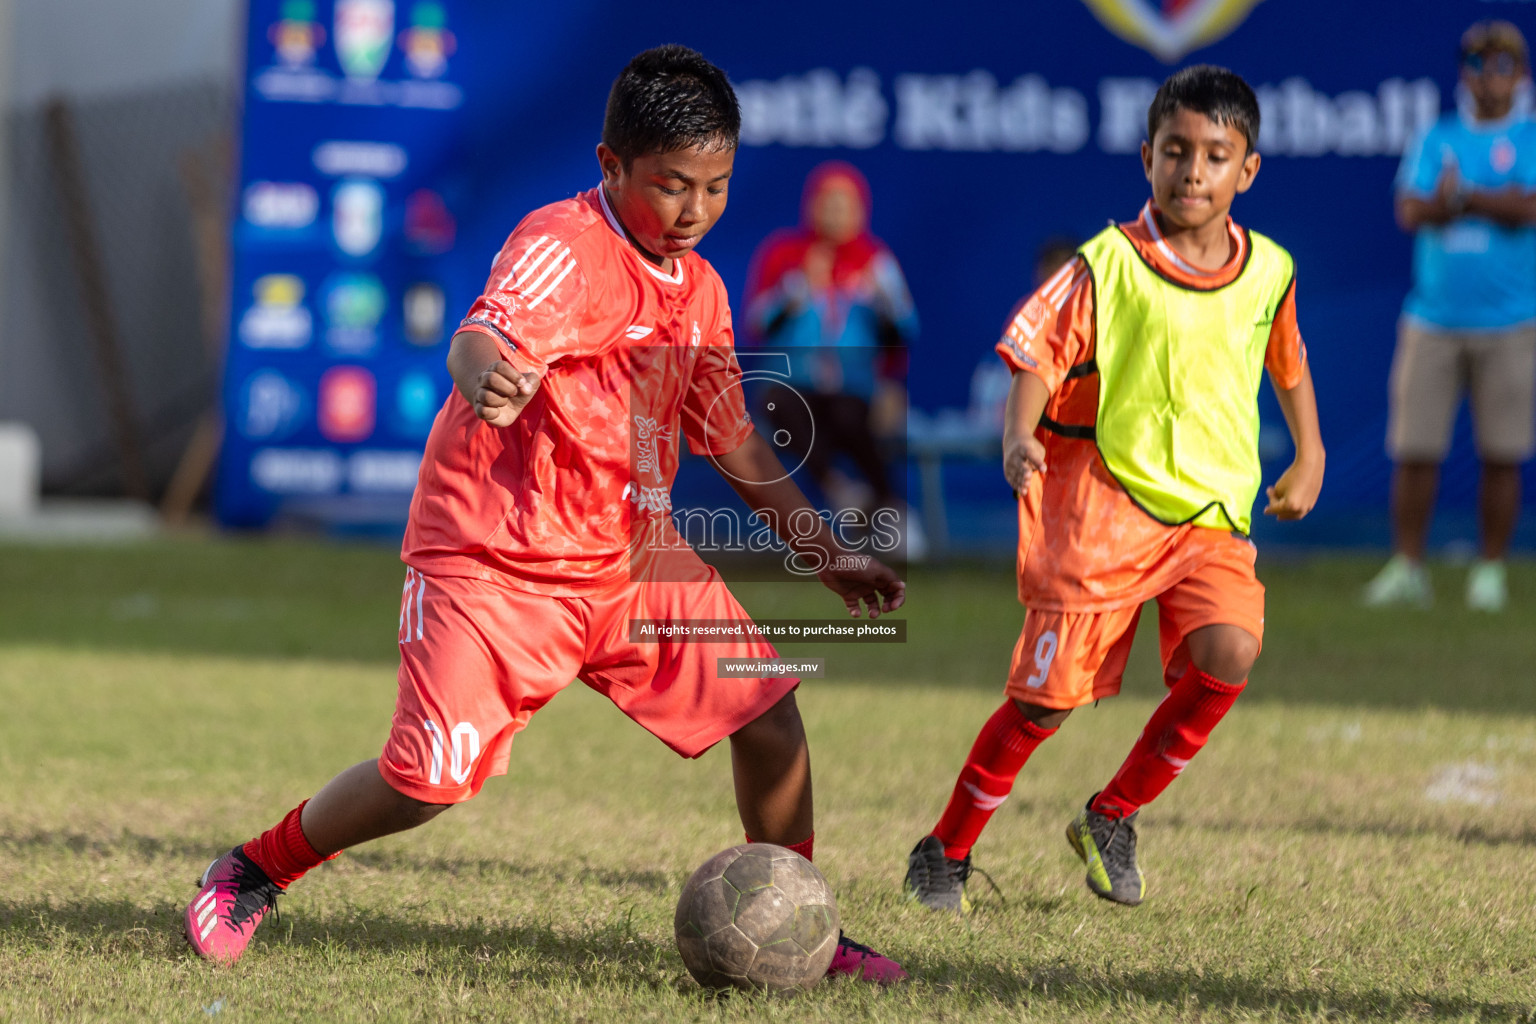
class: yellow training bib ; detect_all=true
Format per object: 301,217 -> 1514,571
1072,225 -> 1294,535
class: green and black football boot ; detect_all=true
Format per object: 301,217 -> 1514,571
1065,798 -> 1145,906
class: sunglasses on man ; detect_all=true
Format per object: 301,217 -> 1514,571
1462,50 -> 1522,76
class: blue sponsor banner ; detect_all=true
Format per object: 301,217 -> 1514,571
220,0 -> 1535,547
218,0 -> 471,527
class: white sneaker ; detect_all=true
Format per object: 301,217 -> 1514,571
1362,554 -> 1433,608
1465,559 -> 1507,613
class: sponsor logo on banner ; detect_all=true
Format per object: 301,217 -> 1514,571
243,181 -> 319,230
404,189 -> 455,254
238,370 -> 306,440
321,272 -> 388,355
403,282 -> 446,346
335,0 -> 395,81
256,2 -> 461,111
401,2 -> 455,79
313,141 -> 408,178
1079,0 -> 1264,63
251,448 -> 342,494
737,67 -> 1438,158
238,274 -> 312,349
269,0 -> 325,68
318,366 -> 377,442
349,450 -> 423,492
332,179 -> 385,258
736,68 -> 889,149
394,370 -> 440,438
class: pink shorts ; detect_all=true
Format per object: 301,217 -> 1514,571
379,564 -> 796,803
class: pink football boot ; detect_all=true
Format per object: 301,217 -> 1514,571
184,847 -> 283,964
826,931 -> 909,984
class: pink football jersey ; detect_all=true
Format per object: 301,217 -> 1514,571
403,186 -> 755,595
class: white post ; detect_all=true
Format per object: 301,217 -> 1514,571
0,422 -> 39,518
0,1 -> 40,522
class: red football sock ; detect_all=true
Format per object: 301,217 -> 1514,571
1091,667 -> 1246,819
932,700 -> 1057,860
746,832 -> 814,861
243,800 -> 339,889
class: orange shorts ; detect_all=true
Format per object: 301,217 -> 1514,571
1005,540 -> 1265,710
379,564 -> 796,803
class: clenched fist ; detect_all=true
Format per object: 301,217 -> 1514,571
471,361 -> 542,427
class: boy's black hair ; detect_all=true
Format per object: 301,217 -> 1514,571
603,45 -> 740,165
1146,64 -> 1261,154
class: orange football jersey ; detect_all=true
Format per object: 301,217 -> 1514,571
994,202 -> 1307,611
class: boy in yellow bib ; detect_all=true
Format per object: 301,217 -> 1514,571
904,66 -> 1325,911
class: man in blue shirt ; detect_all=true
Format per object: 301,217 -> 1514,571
1365,20 -> 1536,613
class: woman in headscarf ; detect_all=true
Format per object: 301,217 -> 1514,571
744,161 -> 918,513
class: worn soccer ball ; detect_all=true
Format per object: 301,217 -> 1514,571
674,843 -> 840,992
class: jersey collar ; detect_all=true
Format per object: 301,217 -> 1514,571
1140,201 -> 1245,279
596,184 -> 686,285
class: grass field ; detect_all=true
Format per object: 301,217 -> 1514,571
0,538 -> 1533,1022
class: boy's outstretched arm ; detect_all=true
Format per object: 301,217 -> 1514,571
1265,363 -> 1325,520
710,431 -> 906,618
1004,370 -> 1052,493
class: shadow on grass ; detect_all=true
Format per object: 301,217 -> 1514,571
344,848 -> 677,894
0,896 -> 188,957
0,895 -> 689,993
915,957 -> 1532,1022
1,894 -> 1528,1020
274,906 -> 693,994
0,829 -> 219,863
0,893 -> 750,1008
1154,813 -> 1536,850
0,829 -> 681,895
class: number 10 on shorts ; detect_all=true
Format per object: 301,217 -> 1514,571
422,718 -> 481,786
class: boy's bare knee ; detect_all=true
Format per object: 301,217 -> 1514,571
1186,625 -> 1259,684
383,790 -> 452,831
1011,698 -> 1072,730
405,799 -> 452,827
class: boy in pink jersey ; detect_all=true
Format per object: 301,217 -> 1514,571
185,45 -> 906,983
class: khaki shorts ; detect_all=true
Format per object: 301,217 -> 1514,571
1387,320 -> 1536,463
